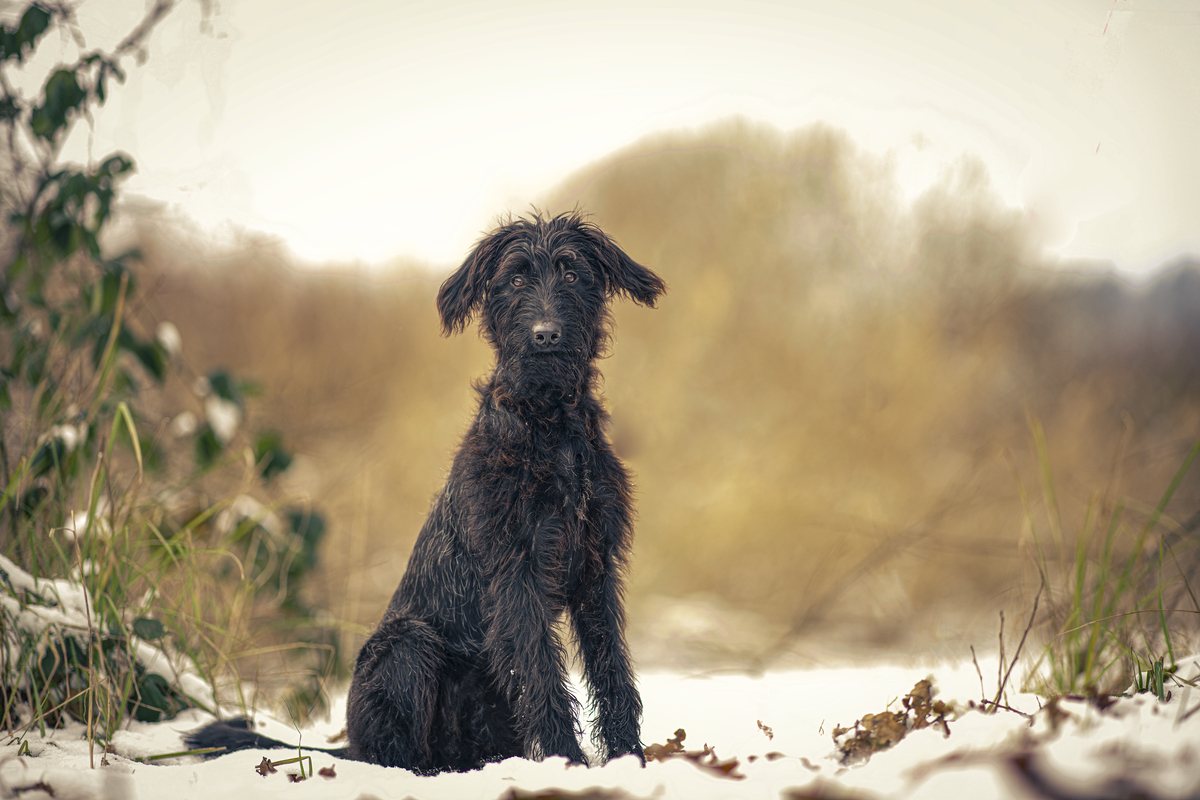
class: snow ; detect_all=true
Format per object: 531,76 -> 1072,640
0,554 -> 92,638
3,658 -> 1199,800
6,552 -> 1199,799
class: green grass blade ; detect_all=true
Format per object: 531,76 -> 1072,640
114,401 -> 143,477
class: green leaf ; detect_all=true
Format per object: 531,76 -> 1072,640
109,322 -> 165,382
16,5 -> 52,54
0,96 -> 20,122
132,617 -> 166,641
130,673 -> 171,722
207,370 -> 242,405
38,635 -> 87,684
133,340 -> 167,382
194,424 -> 222,468
100,630 -> 125,655
31,68 -> 87,141
254,431 -> 292,480
93,58 -> 127,106
288,509 -> 324,566
1,4 -> 52,64
29,437 -> 68,478
18,486 -> 48,516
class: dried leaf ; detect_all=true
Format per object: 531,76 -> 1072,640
833,679 -> 955,764
904,679 -> 934,728
643,727 -> 743,779
643,728 -> 686,762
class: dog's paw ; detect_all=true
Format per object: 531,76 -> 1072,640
538,737 -> 589,767
606,742 -> 645,766
565,745 -> 590,767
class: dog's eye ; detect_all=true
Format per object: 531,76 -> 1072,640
563,272 -> 577,284
511,275 -> 525,288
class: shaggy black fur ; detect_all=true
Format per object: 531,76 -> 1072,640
185,211 -> 664,774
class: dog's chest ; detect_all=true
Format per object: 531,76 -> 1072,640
469,407 -> 600,576
513,427 -> 594,523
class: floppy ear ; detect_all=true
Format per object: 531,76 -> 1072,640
579,222 -> 666,307
436,226 -> 513,336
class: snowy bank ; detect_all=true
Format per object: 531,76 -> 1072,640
3,657 -> 1198,800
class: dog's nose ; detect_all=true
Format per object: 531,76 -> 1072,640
532,321 -> 562,348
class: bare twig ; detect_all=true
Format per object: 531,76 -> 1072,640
993,579 -> 1043,710
976,700 -> 1033,721
970,645 -> 986,702
114,0 -> 178,58
997,610 -> 1006,703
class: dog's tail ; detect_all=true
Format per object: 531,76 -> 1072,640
183,717 -> 351,759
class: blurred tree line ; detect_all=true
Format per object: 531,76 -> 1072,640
127,120 -> 1200,665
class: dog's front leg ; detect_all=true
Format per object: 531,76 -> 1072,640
483,546 -> 587,765
572,501 -> 644,764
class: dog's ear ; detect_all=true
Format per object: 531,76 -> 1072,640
580,223 -> 666,307
437,226 -> 513,336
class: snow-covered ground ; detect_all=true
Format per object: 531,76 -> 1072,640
4,656 -> 1198,800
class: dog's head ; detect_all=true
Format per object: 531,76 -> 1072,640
437,211 -> 664,377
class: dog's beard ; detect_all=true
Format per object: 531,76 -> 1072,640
494,347 -> 590,403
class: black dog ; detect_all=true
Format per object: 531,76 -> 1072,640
186,211 -> 664,773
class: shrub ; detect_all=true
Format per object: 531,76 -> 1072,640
0,1 -> 334,754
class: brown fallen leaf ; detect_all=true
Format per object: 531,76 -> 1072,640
833,679 -> 956,765
255,756 -> 277,776
643,727 -> 744,780
643,728 -> 686,762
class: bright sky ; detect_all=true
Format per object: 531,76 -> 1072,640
38,0 -> 1200,273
